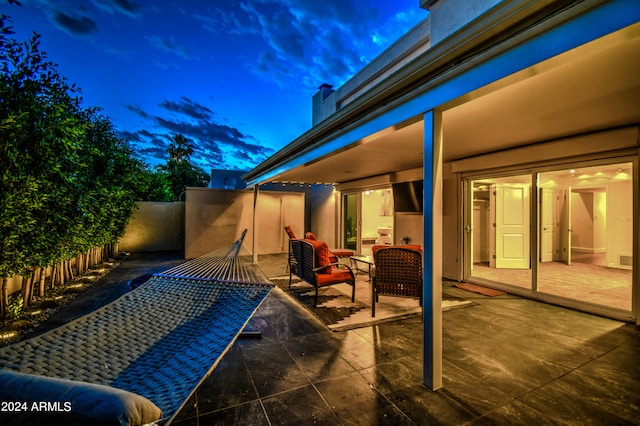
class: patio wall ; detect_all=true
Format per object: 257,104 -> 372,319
119,201 -> 185,252
310,186 -> 338,248
184,187 -> 305,259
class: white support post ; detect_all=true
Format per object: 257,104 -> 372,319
253,185 -> 259,265
423,109 -> 443,390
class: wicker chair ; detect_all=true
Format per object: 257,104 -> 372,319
371,246 -> 423,317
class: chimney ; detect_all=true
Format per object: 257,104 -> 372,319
312,83 -> 335,126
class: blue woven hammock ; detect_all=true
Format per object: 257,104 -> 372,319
0,230 -> 272,424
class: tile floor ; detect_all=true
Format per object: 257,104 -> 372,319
171,255 -> 640,425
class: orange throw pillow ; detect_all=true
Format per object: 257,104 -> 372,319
306,239 -> 332,273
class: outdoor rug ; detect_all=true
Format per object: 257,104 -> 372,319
455,282 -> 507,297
271,276 -> 474,332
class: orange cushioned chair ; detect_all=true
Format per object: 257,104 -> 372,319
288,238 -> 355,307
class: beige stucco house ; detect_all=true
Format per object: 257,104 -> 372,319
243,0 -> 640,389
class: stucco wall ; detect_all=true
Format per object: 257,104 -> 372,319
119,201 -> 185,252
184,187 -> 305,259
441,162 -> 461,280
256,190 -> 305,255
310,186 -> 338,248
391,163 -> 460,281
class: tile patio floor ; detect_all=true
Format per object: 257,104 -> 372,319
170,254 -> 640,425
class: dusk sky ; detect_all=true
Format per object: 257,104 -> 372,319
5,1 -> 427,171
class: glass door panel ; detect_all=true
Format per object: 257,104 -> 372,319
344,193 -> 358,251
469,174 -> 532,289
343,189 -> 394,255
537,162 -> 633,311
361,189 -> 394,255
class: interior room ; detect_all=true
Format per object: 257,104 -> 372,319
469,162 -> 633,312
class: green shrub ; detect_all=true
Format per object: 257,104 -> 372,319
7,294 -> 23,320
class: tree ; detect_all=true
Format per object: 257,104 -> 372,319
156,160 -> 210,201
166,134 -> 194,163
156,134 -> 209,200
132,165 -> 173,202
0,15 -> 147,316
0,20 -> 87,315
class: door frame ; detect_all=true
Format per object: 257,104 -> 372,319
341,186 -> 395,254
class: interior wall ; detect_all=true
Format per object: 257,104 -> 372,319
571,192 -> 595,251
473,199 -> 490,263
607,180 -> 633,268
594,191 -> 607,250
361,189 -> 394,241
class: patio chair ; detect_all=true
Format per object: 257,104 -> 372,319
289,238 -> 355,307
371,245 -> 423,317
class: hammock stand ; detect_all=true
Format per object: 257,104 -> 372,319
0,230 -> 272,425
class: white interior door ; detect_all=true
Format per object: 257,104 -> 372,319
495,184 -> 530,269
540,188 -> 558,262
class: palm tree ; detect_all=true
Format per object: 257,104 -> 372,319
166,134 -> 194,163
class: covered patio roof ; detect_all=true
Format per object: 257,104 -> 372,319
244,3 -> 640,186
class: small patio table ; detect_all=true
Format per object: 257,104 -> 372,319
349,254 -> 375,281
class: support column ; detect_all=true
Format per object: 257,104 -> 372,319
423,109 -> 443,390
253,185 -> 259,265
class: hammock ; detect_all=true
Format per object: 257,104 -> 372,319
156,230 -> 269,284
0,230 -> 272,425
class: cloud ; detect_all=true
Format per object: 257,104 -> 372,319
121,96 -> 274,170
145,35 -> 190,59
209,0 -> 419,92
92,0 -> 143,18
159,97 -> 215,121
125,104 -> 150,119
52,10 -> 98,36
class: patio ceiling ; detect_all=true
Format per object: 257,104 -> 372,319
267,24 -> 640,185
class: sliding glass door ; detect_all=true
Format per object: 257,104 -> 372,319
465,159 -> 635,315
343,188 -> 394,255
537,162 -> 633,311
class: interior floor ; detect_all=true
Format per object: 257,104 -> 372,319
471,253 -> 632,311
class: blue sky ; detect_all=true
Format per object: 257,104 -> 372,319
5,0 -> 427,170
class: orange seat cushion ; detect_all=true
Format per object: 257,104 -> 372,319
316,269 -> 352,286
